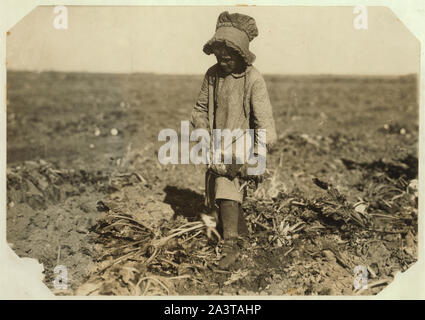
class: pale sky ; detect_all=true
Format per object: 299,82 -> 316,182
6,6 -> 420,75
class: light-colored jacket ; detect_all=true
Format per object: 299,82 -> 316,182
191,64 -> 277,206
191,64 -> 277,148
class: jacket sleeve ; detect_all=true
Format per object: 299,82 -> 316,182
250,75 -> 277,150
190,73 -> 210,131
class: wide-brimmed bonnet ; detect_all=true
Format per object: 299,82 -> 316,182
203,11 -> 258,65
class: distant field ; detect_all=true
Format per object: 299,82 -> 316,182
7,71 -> 418,167
6,71 -> 418,295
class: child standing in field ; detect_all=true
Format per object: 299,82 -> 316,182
191,11 -> 277,269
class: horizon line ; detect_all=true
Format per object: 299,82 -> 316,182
6,68 -> 419,78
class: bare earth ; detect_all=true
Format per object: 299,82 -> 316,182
6,71 -> 418,296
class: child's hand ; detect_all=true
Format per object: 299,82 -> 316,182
239,164 -> 263,180
226,163 -> 243,179
209,163 -> 242,180
208,163 -> 228,176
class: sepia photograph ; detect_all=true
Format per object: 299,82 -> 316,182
4,5 -> 419,296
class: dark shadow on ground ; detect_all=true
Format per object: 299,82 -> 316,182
341,154 -> 418,180
163,185 -> 206,220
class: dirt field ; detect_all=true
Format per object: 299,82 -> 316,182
6,71 -> 418,296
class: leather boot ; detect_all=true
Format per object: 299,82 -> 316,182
219,200 -> 239,239
238,204 -> 249,237
218,239 -> 239,270
218,200 -> 240,269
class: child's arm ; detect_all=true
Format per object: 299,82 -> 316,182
190,74 -> 210,131
250,75 -> 277,150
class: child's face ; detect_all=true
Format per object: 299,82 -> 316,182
212,43 -> 243,75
